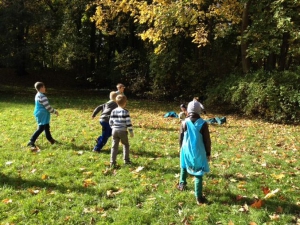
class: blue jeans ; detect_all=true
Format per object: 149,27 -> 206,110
94,121 -> 112,151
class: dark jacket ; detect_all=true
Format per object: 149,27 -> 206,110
179,113 -> 211,157
92,100 -> 118,122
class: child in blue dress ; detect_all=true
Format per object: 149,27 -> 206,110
178,99 -> 211,205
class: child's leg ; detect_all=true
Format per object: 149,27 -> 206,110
95,121 -> 112,151
110,129 -> 120,165
179,168 -> 188,185
29,125 -> 45,144
194,175 -> 203,198
119,131 -> 130,163
44,124 -> 54,142
177,168 -> 188,191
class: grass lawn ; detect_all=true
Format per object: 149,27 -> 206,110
0,85 -> 299,225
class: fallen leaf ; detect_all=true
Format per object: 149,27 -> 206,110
269,214 -> 280,220
261,186 -> 270,195
228,220 -> 234,225
249,222 -> 257,225
236,195 -> 243,201
2,199 -> 12,204
29,189 -> 40,195
64,216 -> 71,221
83,179 -> 96,187
5,161 -> 13,166
271,174 -> 285,180
264,188 -> 280,199
251,199 -> 263,209
276,206 -> 283,213
83,171 -> 93,176
238,203 -> 249,212
101,212 -> 107,218
134,166 -> 144,173
41,174 -> 48,180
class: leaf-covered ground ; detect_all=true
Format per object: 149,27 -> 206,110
0,87 -> 299,225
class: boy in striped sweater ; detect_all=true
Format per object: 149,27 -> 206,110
109,95 -> 134,167
27,82 -> 58,149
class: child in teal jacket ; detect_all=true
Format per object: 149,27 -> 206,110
27,82 -> 58,149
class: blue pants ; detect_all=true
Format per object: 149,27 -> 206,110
94,121 -> 112,151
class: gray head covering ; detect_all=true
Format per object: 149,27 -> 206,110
187,100 -> 202,114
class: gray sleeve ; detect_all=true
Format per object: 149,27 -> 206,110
39,95 -> 56,114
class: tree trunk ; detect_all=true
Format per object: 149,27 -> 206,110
265,53 -> 276,71
16,0 -> 27,76
89,20 -> 96,73
241,0 -> 251,74
278,32 -> 290,71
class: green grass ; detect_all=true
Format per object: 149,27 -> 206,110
0,85 -> 299,225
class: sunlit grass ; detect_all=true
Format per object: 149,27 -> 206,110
0,87 -> 299,224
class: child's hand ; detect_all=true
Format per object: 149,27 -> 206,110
130,132 -> 134,138
55,111 -> 59,116
207,156 -> 211,162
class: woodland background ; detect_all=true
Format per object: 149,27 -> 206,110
0,0 -> 299,123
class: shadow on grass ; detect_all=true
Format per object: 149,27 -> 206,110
135,125 -> 178,132
131,148 -> 179,159
0,173 -> 97,195
208,190 -> 300,215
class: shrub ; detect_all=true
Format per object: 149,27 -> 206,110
206,69 -> 300,123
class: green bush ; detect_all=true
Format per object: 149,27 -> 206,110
206,69 -> 300,123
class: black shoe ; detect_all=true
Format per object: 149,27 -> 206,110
124,160 -> 132,165
27,142 -> 36,148
196,196 -> 208,205
49,139 -> 56,145
177,183 -> 187,191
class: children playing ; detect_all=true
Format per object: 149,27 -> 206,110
27,82 -> 58,149
109,95 -> 134,167
177,99 -> 211,205
116,83 -> 126,96
179,104 -> 188,121
92,91 -> 118,152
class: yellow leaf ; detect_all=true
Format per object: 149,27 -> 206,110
42,174 -> 48,180
83,171 -> 93,176
271,174 -> 285,180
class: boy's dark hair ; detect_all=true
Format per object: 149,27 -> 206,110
34,82 -> 44,91
116,95 -> 127,107
180,104 -> 186,109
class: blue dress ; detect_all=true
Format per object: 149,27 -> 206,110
180,118 -> 210,176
